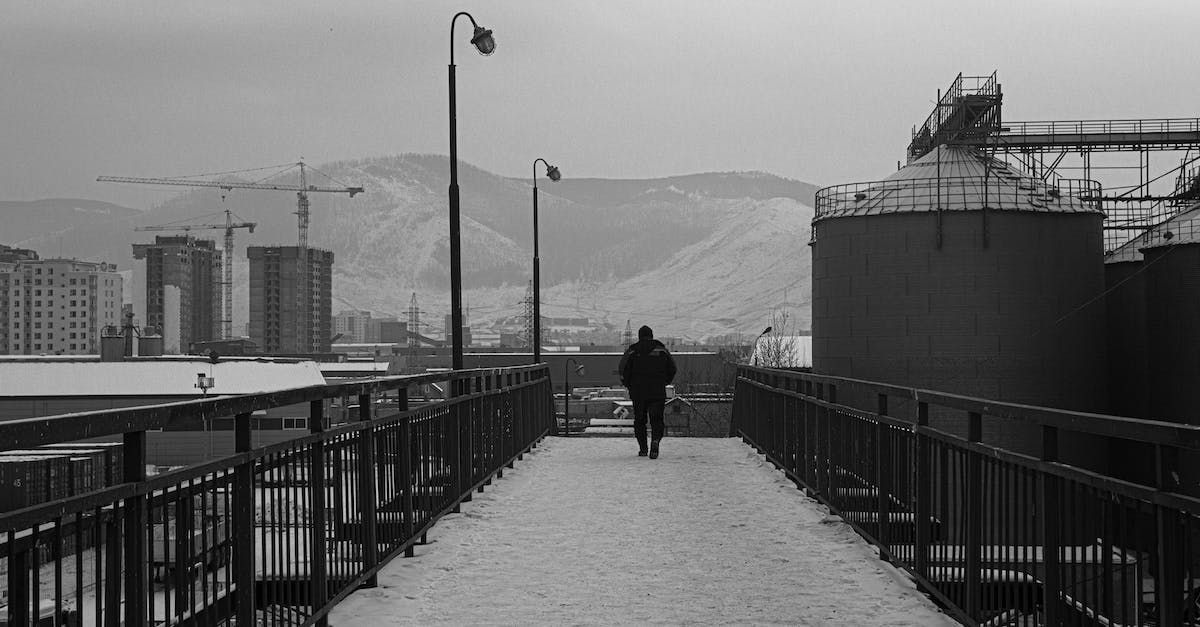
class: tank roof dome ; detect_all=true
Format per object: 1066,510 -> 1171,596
1107,201 -> 1200,262
814,145 -> 1102,222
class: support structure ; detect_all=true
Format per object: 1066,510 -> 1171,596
907,72 -> 1200,253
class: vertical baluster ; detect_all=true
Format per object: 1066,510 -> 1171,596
357,394 -> 379,587
915,401 -> 931,579
1040,425 -> 1062,626
1155,444 -> 1183,626
309,399 -> 329,626
234,412 -> 256,624
965,412 -> 982,620
877,394 -> 892,556
122,431 -> 147,625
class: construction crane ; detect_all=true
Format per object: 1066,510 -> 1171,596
135,210 -> 256,340
100,162 -> 364,352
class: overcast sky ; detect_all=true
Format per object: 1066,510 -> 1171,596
3,0 -> 1198,208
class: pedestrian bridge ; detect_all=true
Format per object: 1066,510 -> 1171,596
0,364 -> 1196,626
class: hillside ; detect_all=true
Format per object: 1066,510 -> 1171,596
0,156 -> 817,340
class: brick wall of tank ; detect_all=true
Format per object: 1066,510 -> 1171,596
812,210 -> 1108,467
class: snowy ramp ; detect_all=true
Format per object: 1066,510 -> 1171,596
330,437 -> 955,626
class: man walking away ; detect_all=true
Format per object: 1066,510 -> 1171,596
618,325 -> 677,459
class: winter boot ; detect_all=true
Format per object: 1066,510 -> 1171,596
649,439 -> 661,459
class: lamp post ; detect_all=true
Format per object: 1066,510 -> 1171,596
563,358 -> 584,436
531,159 -> 561,363
752,326 -> 772,366
448,11 -> 495,373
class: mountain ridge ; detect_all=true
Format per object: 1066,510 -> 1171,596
0,155 -> 816,340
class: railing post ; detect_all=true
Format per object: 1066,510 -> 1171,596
357,394 -> 379,588
308,399 -> 329,625
814,382 -> 827,496
446,376 -> 463,512
7,540 -> 29,626
399,415 -> 416,557
122,430 -> 147,626
233,412 -> 257,624
1155,444 -> 1184,626
876,394 -> 892,555
965,411 -> 983,620
1040,425 -> 1062,626
802,379 -> 813,490
827,385 -> 838,497
914,401 -> 931,578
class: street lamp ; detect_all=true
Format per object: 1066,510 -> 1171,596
448,11 -> 495,374
563,358 -> 585,436
752,326 -> 772,366
531,158 -> 561,364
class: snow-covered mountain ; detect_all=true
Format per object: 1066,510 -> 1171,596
0,156 -> 817,340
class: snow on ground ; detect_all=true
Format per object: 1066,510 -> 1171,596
330,437 -> 957,626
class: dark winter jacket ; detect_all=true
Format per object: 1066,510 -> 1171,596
618,339 -> 678,401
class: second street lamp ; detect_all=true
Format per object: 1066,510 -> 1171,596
531,159 -> 561,363
447,11 -> 495,374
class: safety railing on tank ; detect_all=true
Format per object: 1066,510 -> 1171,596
0,365 -> 553,626
731,364 -> 1200,627
813,176 -> 1102,221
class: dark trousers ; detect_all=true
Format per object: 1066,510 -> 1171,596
632,398 -> 665,444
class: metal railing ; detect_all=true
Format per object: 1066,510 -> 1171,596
908,72 -> 1001,162
1000,118 -> 1200,141
813,176 -> 1102,221
0,365 -> 553,626
732,365 -> 1200,626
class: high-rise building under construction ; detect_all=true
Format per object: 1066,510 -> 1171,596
132,235 -> 221,353
247,246 -> 334,353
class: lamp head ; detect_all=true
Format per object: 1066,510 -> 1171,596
575,364 -> 585,376
470,26 -> 496,56
761,326 -> 773,336
546,165 -> 561,182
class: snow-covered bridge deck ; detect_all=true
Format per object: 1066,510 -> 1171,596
331,437 -> 955,625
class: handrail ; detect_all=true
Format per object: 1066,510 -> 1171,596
1000,117 -> 1200,137
0,364 -> 554,626
738,364 -> 1200,449
732,365 -> 1197,626
0,365 -> 547,452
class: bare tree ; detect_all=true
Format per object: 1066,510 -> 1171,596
753,308 -> 802,369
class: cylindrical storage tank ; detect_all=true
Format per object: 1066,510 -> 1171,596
812,146 -> 1108,467
1104,258 -> 1149,420
1141,214 -> 1200,424
1141,212 -> 1200,495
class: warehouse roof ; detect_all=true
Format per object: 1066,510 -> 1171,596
0,358 -> 326,397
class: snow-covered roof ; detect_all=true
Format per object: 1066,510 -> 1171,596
0,359 -> 327,397
319,362 -> 390,375
816,146 -> 1100,221
750,335 -> 812,368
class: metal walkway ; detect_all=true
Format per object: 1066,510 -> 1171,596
330,437 -> 955,626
